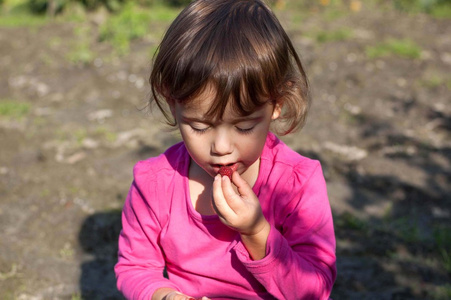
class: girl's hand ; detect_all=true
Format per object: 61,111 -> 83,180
155,289 -> 210,300
212,172 -> 270,260
212,172 -> 270,247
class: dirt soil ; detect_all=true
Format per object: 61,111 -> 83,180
0,3 -> 450,300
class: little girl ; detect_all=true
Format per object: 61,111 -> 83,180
115,0 -> 336,299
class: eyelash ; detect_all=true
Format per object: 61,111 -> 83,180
190,126 -> 209,134
236,126 -> 255,134
189,125 -> 255,135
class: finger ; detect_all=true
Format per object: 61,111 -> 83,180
212,174 -> 235,218
221,175 -> 243,213
164,291 -> 189,300
231,171 -> 254,199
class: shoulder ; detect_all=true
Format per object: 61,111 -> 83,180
262,132 -> 323,185
133,141 -> 188,184
261,134 -> 329,219
127,141 -> 188,226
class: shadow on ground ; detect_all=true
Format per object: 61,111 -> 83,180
310,109 -> 451,299
79,211 -> 125,299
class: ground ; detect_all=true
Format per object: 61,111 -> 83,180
0,1 -> 450,299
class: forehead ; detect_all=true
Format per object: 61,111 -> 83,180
173,88 -> 216,121
181,84 -> 217,113
175,82 -> 270,120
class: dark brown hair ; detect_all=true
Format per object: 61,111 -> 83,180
150,0 -> 310,135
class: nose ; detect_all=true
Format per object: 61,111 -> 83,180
211,129 -> 233,156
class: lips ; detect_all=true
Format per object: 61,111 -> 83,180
212,163 -> 238,173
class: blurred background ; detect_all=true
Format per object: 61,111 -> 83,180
0,0 -> 450,299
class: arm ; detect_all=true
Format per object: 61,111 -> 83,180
115,177 -> 181,299
213,164 -> 336,299
236,164 -> 336,300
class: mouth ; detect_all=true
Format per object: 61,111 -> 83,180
212,163 -> 238,174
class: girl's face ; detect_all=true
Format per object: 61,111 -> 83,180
172,86 -> 281,183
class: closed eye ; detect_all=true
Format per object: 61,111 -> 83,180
236,126 -> 255,134
190,124 -> 210,134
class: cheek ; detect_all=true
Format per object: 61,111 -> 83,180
239,135 -> 267,159
180,130 -> 209,158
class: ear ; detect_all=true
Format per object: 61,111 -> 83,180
271,100 -> 283,120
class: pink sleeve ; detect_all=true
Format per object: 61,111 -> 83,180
114,168 -> 181,299
234,163 -> 336,300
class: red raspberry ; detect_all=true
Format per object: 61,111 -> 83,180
218,166 -> 233,179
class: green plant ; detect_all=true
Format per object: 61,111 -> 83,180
315,28 -> 353,43
430,2 -> 451,18
80,0 -> 125,11
74,128 -> 88,145
366,38 -> 422,59
440,248 -> 451,273
71,293 -> 82,300
95,126 -> 117,142
392,216 -> 421,244
165,0 -> 190,6
99,3 -> 179,55
67,25 -> 94,65
0,100 -> 30,119
99,3 -> 152,54
420,74 -> 444,88
433,225 -> 451,273
393,0 -> 451,18
148,4 -> 181,22
433,225 -> 451,249
336,211 -> 368,231
431,283 -> 451,300
27,0 -> 125,14
28,0 -> 67,14
0,0 -> 48,27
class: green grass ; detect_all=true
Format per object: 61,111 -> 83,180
0,11 -> 48,27
430,3 -> 451,18
95,126 -> 117,143
71,294 -> 82,300
0,100 -> 31,119
366,38 -> 422,59
315,28 -> 353,43
0,0 -> 50,27
66,25 -> 95,65
335,211 -> 368,231
99,3 -> 180,55
421,74 -> 444,88
148,3 -> 182,22
431,284 -> 451,300
74,128 -> 88,145
433,225 -> 451,273
67,45 -> 94,65
393,0 -> 451,19
392,216 -> 422,244
419,75 -> 451,91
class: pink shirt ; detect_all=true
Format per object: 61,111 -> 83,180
115,132 -> 336,299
